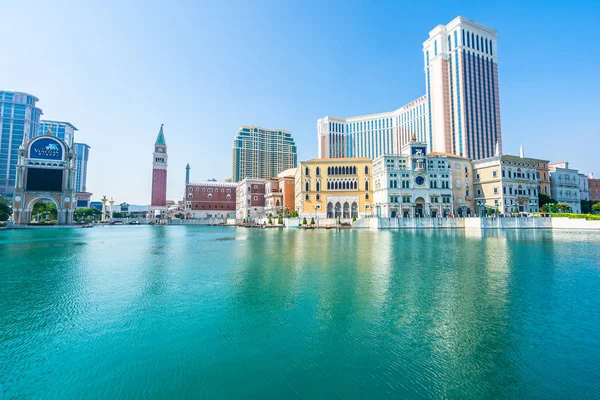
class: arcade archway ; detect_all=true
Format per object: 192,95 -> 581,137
26,197 -> 59,224
12,133 -> 76,225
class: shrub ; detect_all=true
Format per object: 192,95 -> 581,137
268,216 -> 273,225
352,216 -> 357,222
278,216 -> 283,224
302,217 -> 307,225
310,217 -> 315,225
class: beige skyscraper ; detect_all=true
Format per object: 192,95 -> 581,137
232,126 -> 297,182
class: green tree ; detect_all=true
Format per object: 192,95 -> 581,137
32,201 -> 57,222
582,200 -> 599,214
302,217 -> 307,225
556,203 -> 573,213
538,194 -> 556,209
277,216 -> 283,224
268,216 -> 273,225
592,202 -> 600,212
310,217 -> 315,225
74,208 -> 102,222
0,196 -> 12,222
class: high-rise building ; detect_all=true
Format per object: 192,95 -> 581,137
38,120 -> 77,146
424,16 -> 501,159
317,96 -> 428,160
151,125 -> 168,209
74,143 -> 90,193
0,91 -> 43,197
232,126 -> 297,182
318,16 -> 500,161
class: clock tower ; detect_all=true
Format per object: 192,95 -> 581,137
150,124 -> 168,212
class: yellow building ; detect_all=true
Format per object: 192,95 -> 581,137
295,158 -> 373,218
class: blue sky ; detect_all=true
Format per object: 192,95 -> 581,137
2,0 -> 599,204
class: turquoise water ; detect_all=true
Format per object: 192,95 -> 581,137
1,226 -> 600,399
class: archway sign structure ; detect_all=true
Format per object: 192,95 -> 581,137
12,129 -> 77,225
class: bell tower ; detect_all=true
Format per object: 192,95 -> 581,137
151,124 -> 168,212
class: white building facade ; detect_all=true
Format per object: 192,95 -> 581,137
373,139 -> 454,218
579,173 -> 590,201
549,162 -> 581,213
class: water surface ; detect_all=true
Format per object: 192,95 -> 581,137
1,226 -> 599,398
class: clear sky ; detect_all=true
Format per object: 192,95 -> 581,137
2,0 -> 599,204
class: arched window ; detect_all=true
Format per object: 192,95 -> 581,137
226,194 -> 231,200
489,39 -> 493,56
305,167 -> 309,176
316,167 -> 320,176
188,193 -> 193,198
365,180 -> 369,191
327,181 -> 331,190
305,194 -> 309,200
365,193 -> 369,200
188,187 -> 193,192
354,181 -> 357,190
467,31 -> 470,47
335,181 -> 339,190
328,166 -> 331,175
346,166 -> 350,174
365,166 -> 369,174
353,166 -> 357,174
343,181 -> 347,190
305,181 -> 309,192
316,194 -> 320,201
316,181 -> 320,192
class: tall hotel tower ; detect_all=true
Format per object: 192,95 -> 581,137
150,124 -> 168,210
318,16 -> 501,161
232,126 -> 297,182
423,16 -> 500,159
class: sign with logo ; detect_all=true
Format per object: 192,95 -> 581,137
411,146 -> 426,156
29,138 -> 64,161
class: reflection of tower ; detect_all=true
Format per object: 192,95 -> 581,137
185,163 -> 190,185
151,124 -> 168,211
101,195 -> 108,222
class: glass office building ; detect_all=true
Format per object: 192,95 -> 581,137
74,143 -> 91,193
38,120 -> 78,146
0,91 -> 43,197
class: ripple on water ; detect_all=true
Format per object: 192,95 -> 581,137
1,227 -> 600,398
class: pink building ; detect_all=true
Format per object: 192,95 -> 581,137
151,125 -> 168,210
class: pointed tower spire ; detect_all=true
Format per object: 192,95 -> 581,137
519,145 -> 524,158
156,124 -> 166,145
185,163 -> 190,185
494,141 -> 500,156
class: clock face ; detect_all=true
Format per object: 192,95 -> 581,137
415,176 -> 425,186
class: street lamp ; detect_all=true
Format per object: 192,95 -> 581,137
529,199 -> 537,216
477,201 -> 486,217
